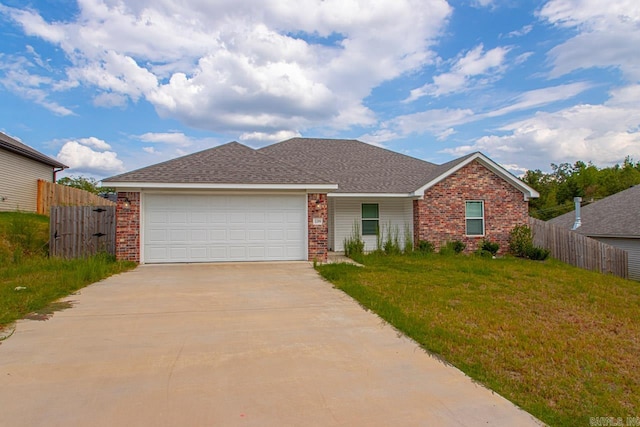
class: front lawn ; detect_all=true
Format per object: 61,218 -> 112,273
317,253 -> 639,427
0,212 -> 136,329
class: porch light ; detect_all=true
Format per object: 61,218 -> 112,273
123,197 -> 131,211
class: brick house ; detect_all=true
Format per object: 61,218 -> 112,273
103,138 -> 538,264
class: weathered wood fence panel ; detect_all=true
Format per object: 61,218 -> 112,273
37,180 -> 115,216
529,217 -> 628,279
50,206 -> 115,258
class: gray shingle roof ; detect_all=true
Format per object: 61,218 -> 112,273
259,138 -> 439,193
549,185 -> 640,237
0,131 -> 67,169
103,141 -> 332,185
104,137 -> 533,196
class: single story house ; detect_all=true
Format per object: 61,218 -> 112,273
0,131 -> 67,213
103,138 -> 538,263
549,185 -> 640,281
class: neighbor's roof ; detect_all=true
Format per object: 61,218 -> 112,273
0,131 -> 67,169
549,185 -> 640,237
259,138 -> 439,193
103,141 -> 334,187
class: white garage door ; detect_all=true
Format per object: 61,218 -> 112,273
143,194 -> 307,263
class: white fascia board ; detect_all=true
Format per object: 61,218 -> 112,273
107,182 -> 338,191
411,153 -> 540,200
328,192 -> 415,198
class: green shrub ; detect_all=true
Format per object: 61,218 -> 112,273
440,240 -> 466,255
509,225 -> 550,261
526,245 -> 550,261
475,249 -> 494,258
509,225 -> 532,258
416,240 -> 435,253
344,221 -> 365,258
480,239 -> 500,256
382,223 -> 401,255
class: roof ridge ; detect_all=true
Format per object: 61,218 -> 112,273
273,137 -> 438,167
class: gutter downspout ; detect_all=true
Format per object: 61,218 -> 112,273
571,197 -> 582,230
53,167 -> 65,183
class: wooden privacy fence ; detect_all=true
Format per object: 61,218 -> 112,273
529,217 -> 628,279
50,206 -> 115,258
37,179 -> 115,216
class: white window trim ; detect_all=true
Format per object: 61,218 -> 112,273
465,200 -> 485,237
361,203 -> 380,236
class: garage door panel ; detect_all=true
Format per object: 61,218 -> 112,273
191,212 -> 207,223
144,194 -> 306,263
228,246 -> 247,259
248,246 -> 265,258
189,247 -> 208,259
229,230 -> 246,241
170,229 -> 189,242
147,229 -> 167,242
248,230 -> 265,240
210,229 -> 226,240
169,212 -> 188,224
267,246 -> 285,257
169,247 -> 188,260
190,230 -> 208,241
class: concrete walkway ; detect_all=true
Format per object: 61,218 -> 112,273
0,263 -> 541,426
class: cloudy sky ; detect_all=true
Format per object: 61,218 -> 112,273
1,0 -> 638,179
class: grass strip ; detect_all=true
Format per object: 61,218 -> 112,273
317,253 -> 640,427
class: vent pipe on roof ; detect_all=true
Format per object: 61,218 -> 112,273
571,197 -> 582,230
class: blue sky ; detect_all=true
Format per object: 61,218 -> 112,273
1,0 -> 638,180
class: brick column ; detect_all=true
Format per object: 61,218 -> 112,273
308,193 -> 328,262
115,192 -> 140,262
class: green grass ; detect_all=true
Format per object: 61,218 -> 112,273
0,212 -> 136,329
317,253 -> 640,426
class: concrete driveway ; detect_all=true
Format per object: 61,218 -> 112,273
0,263 -> 541,426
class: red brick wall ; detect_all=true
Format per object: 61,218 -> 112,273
414,161 -> 529,254
115,192 -> 140,262
308,193 -> 328,262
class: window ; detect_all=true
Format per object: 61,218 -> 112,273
362,204 -> 379,235
465,201 -> 484,236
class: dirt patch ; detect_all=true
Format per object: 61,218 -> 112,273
24,301 -> 76,321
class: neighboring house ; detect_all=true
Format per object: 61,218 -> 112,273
549,185 -> 640,281
0,132 -> 67,213
103,138 -> 538,263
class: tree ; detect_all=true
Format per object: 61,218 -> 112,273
57,175 -> 114,196
526,157 -> 640,220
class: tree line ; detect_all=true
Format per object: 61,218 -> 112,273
523,157 -> 640,220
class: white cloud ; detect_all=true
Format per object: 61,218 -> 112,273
361,108 -> 475,143
0,56 -> 74,116
369,82 -> 590,142
538,0 -> 640,80
135,132 -> 218,148
56,138 -> 125,175
405,44 -> 510,101
1,0 -> 452,134
471,0 -> 496,8
239,130 -> 301,143
76,137 -> 112,150
142,147 -> 156,154
443,84 -> 640,170
93,92 -> 128,108
481,82 -> 592,118
505,25 -> 533,38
